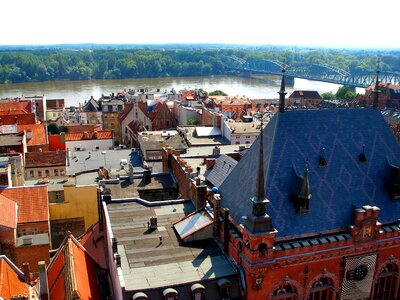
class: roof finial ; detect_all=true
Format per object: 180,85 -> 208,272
256,118 -> 265,200
278,68 -> 287,113
373,59 -> 381,109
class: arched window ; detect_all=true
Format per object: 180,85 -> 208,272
272,284 -> 297,300
373,263 -> 399,300
309,277 -> 333,300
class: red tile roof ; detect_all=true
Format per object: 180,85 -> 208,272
366,82 -> 400,91
0,100 -> 32,114
78,222 -> 106,269
0,186 -> 49,224
18,123 -> 47,146
0,113 -> 36,125
25,150 -> 66,168
48,234 -> 103,300
0,256 -> 31,298
0,194 -> 17,229
64,130 -> 113,141
66,124 -> 101,133
0,109 -> 29,115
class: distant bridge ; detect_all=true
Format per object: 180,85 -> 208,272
221,56 -> 400,88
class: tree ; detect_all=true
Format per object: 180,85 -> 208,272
209,90 -> 228,96
336,86 -> 355,100
187,119 -> 198,125
47,123 -> 60,135
321,92 -> 335,100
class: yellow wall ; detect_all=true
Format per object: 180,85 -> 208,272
48,184 -> 98,230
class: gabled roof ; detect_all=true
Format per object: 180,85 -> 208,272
0,186 -> 49,224
65,124 -> 101,133
0,194 -> 17,229
25,150 -> 66,168
206,155 -> 238,188
219,108 -> 400,238
82,98 -> 100,112
47,234 -> 105,300
18,123 -> 47,146
119,102 -> 134,123
0,255 -> 31,298
288,90 -> 322,99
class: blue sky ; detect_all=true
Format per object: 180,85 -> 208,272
2,0 -> 399,49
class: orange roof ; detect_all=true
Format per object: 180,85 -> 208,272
66,124 -> 101,133
0,109 -> 29,115
0,100 -> 32,114
366,82 -> 400,91
0,194 -> 17,229
0,113 -> 36,125
0,186 -> 49,224
0,256 -> 31,298
48,234 -> 103,300
78,222 -> 106,269
18,123 -> 47,146
25,150 -> 66,168
64,130 -> 113,141
48,135 -> 66,151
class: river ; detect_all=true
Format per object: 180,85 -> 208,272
0,75 -> 364,107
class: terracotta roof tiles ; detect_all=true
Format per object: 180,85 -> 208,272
25,150 -> 66,168
0,194 -> 17,229
64,130 -> 113,141
0,101 -> 32,113
0,113 -> 36,125
18,123 -> 47,146
48,234 -> 103,299
0,256 -> 31,298
0,186 -> 49,224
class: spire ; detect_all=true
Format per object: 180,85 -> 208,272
278,68 -> 287,113
256,118 -> 265,200
372,69 -> 381,109
298,160 -> 311,200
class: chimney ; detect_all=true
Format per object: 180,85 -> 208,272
212,146 -> 220,155
38,261 -> 49,300
143,169 -> 152,184
22,262 -> 31,281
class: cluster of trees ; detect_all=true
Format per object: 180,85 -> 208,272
321,86 -> 356,101
0,46 -> 399,84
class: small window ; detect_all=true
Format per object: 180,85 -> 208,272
30,170 -> 34,178
55,191 -> 62,200
60,169 -> 65,176
45,170 -> 50,177
38,171 -> 42,177
54,169 -> 59,176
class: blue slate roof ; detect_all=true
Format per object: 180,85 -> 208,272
205,155 -> 238,188
219,108 -> 400,238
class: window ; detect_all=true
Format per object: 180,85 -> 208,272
373,263 -> 399,300
30,170 -> 34,178
38,171 -> 42,178
272,284 -> 297,300
55,191 -> 63,201
309,278 -> 333,300
45,170 -> 50,177
60,169 -> 65,176
54,169 -> 59,176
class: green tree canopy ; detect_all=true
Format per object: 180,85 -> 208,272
209,90 -> 228,96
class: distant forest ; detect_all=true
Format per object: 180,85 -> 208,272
0,45 -> 399,84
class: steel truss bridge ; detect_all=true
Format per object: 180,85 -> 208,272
221,56 -> 400,88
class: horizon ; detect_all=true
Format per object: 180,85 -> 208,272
2,0 -> 400,50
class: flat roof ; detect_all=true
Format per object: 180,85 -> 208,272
24,172 -> 98,191
107,201 -> 236,290
104,173 -> 175,199
183,144 -> 248,157
66,149 -> 145,176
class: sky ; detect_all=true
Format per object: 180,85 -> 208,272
2,0 -> 399,49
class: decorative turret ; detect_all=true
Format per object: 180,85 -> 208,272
372,69 -> 381,109
294,160 -> 312,214
245,120 -> 274,233
278,69 -> 287,113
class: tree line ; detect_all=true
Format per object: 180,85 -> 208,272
0,47 -> 399,84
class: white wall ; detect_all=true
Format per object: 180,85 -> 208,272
66,139 -> 113,151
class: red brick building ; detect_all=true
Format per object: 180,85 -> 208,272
209,79 -> 400,299
356,81 -> 400,109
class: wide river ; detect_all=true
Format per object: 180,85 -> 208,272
0,75 -> 364,107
